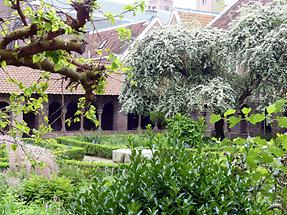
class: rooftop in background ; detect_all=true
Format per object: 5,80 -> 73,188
0,67 -> 124,96
210,0 -> 273,29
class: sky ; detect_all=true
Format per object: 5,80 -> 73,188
109,0 -> 237,9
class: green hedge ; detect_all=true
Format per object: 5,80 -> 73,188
59,160 -> 125,180
23,138 -> 85,161
56,137 -> 123,159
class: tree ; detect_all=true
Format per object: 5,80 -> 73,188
227,0 -> 287,110
119,26 -> 237,117
0,0 -> 144,137
0,0 -> 144,101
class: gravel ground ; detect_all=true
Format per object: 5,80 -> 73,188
83,155 -> 114,163
0,135 -> 58,178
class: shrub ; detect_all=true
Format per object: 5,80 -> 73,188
19,176 -> 73,204
166,113 -> 205,147
56,137 -> 122,159
69,137 -> 266,214
23,138 -> 85,161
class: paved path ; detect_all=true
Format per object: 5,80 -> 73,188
83,155 -> 114,163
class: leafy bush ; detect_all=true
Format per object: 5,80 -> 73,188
19,176 -> 73,204
69,136 -> 266,214
166,113 -> 205,147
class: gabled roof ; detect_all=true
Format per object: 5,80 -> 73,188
0,66 -> 123,96
85,20 -> 151,58
168,8 -> 217,27
210,0 -> 273,29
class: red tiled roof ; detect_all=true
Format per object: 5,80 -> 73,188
0,66 -> 123,96
178,11 -> 217,27
0,21 -> 156,96
211,0 -> 273,29
86,21 -> 149,58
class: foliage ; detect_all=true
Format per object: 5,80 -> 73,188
209,98 -> 287,213
119,26 -> 236,116
19,175 -> 73,204
166,113 -> 205,147
0,144 -> 8,170
69,136 -> 266,214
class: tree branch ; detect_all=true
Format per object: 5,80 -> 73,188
0,24 -> 37,48
17,39 -> 86,56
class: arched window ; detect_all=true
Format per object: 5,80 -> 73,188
102,103 -> 114,130
65,102 -> 80,131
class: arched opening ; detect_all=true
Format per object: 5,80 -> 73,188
49,102 -> 62,131
0,102 -> 10,132
65,102 -> 80,131
141,115 -> 154,129
215,119 -> 225,140
101,103 -> 114,130
128,113 -> 139,130
23,112 -> 37,137
84,113 -> 98,131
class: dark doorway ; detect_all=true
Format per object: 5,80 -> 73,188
215,119 -> 225,140
102,103 -> 114,130
65,102 -> 80,131
49,102 -> 62,131
23,112 -> 37,137
128,113 -> 139,130
0,102 -> 10,132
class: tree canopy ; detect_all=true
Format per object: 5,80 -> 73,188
120,0 -> 287,116
119,26 -> 237,116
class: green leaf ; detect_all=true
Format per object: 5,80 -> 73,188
242,107 -> 251,115
210,114 -> 221,124
32,54 -> 42,63
1,60 -> 7,68
277,116 -> 287,128
249,113 -> 265,125
266,105 -> 276,115
224,108 -> 236,118
246,150 -> 258,170
54,63 -> 63,72
228,116 -> 241,128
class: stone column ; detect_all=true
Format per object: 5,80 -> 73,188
61,106 -> 66,132
79,113 -> 84,131
97,108 -> 103,130
38,102 -> 49,127
137,114 -> 142,131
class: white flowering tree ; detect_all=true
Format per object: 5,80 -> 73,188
228,0 -> 287,110
119,26 -> 237,117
